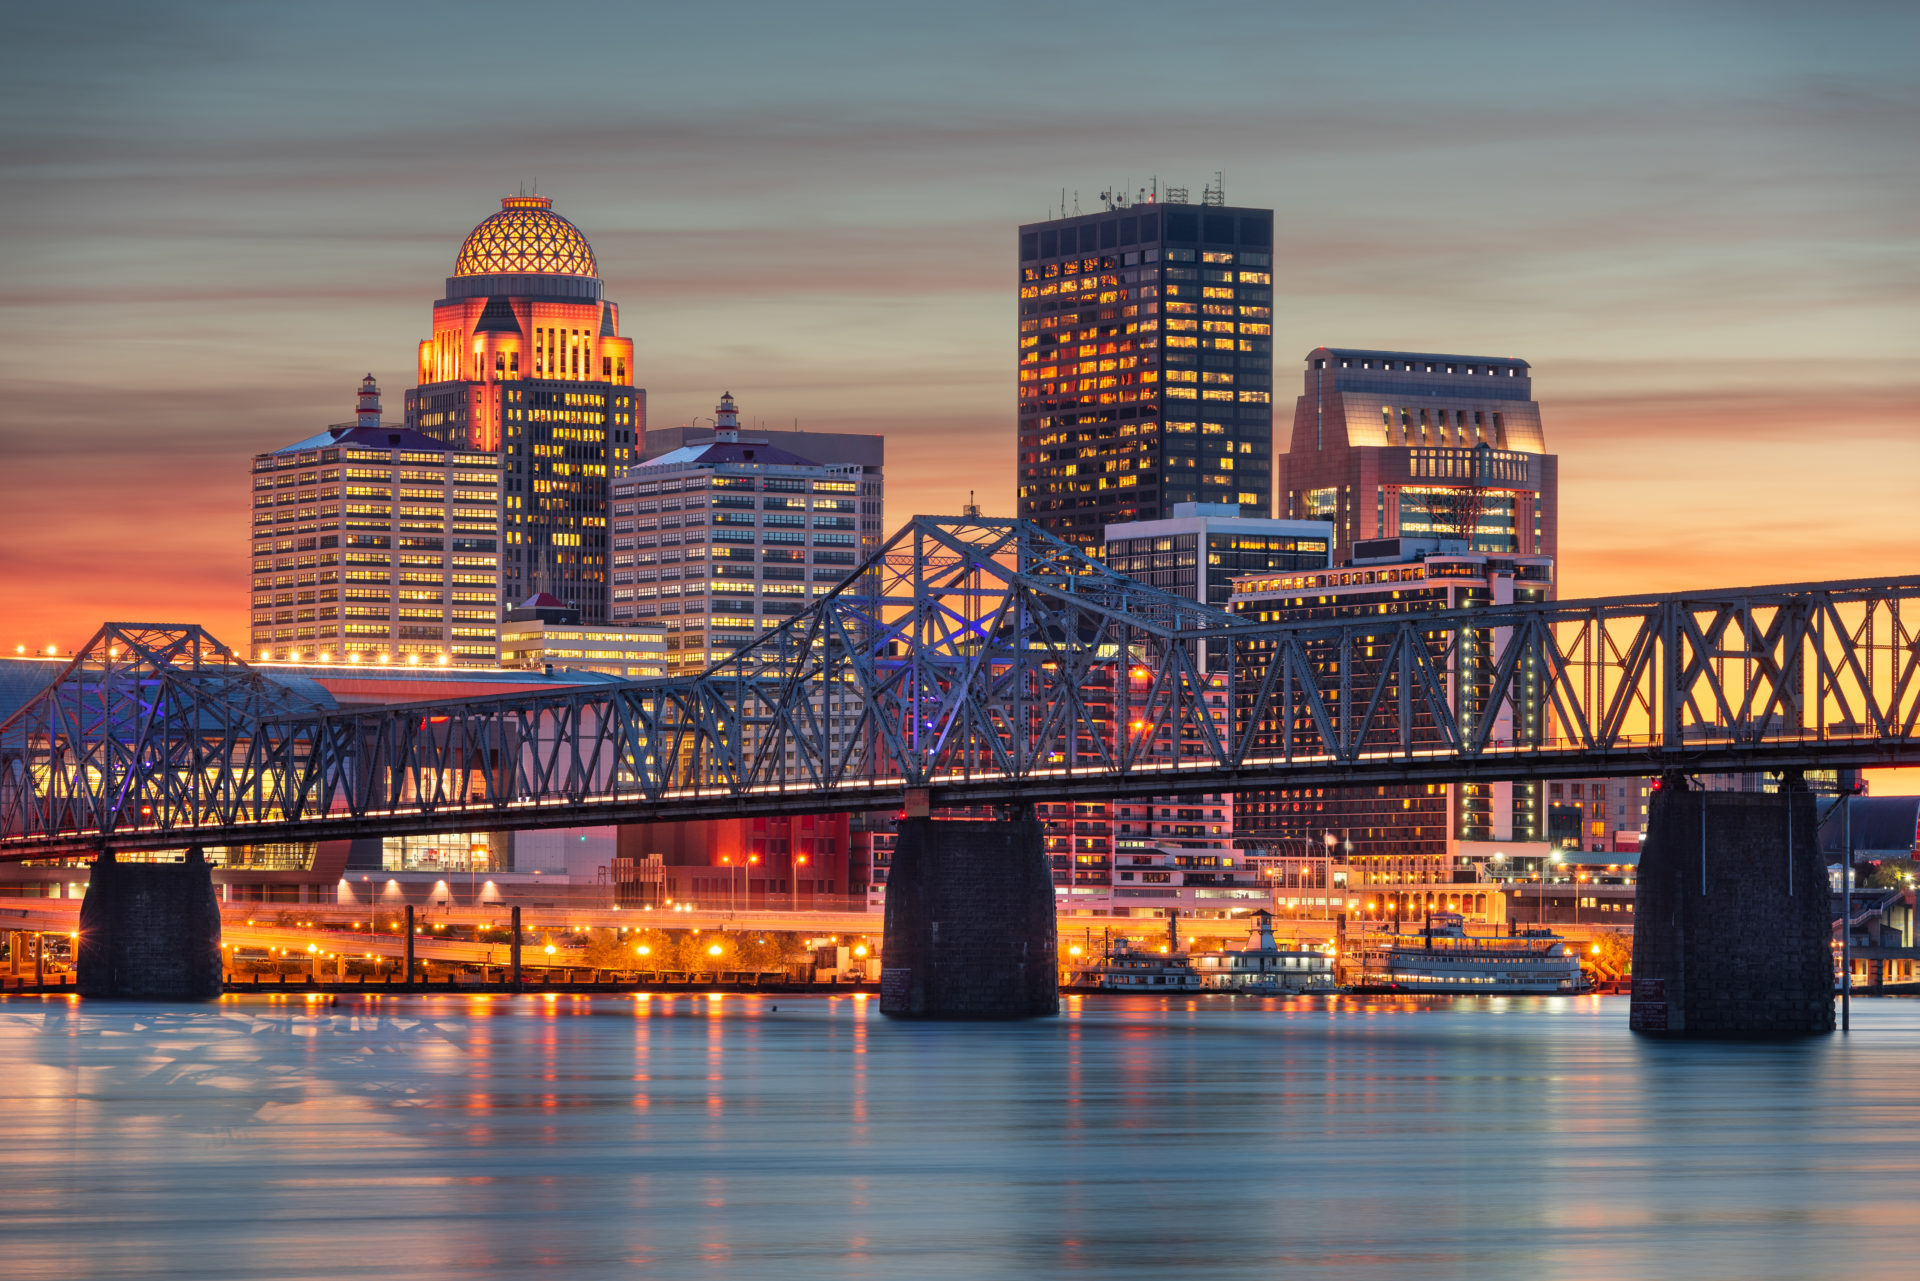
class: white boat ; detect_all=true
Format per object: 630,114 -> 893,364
1192,910 -> 1337,994
1359,913 -> 1587,995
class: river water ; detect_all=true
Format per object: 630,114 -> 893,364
3,992 -> 1917,1280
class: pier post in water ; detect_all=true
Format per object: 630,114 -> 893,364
880,811 -> 1057,1019
76,847 -> 223,1000
1630,774 -> 1834,1037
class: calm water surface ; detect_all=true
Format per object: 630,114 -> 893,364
3,992 -> 1917,1280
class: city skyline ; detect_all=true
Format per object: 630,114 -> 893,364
4,2 -> 1915,650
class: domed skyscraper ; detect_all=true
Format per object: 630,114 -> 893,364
404,194 -> 643,623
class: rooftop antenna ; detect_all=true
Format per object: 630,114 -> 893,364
1072,189 -> 1081,215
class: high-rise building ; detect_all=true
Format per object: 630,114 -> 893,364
1103,501 -> 1331,671
1276,347 -> 1557,568
1230,537 -> 1556,920
608,394 -> 877,673
1017,195 -> 1276,548
640,421 -> 884,548
1075,504 -> 1331,912
403,195 -> 643,619
249,376 -> 502,665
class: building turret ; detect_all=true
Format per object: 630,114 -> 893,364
356,374 -> 381,429
714,391 -> 740,441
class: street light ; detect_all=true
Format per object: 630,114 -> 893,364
1546,849 -> 1565,925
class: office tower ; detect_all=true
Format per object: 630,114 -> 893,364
249,376 -> 502,665
403,195 -> 643,619
1276,347 -> 1557,569
497,593 -> 668,679
608,393 -> 877,673
1017,192 -> 1276,548
640,421 -> 884,545
1230,538 -> 1556,919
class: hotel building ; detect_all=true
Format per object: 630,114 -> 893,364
403,195 -> 642,620
1277,347 -> 1556,567
1230,538 -> 1556,919
608,394 -> 877,673
1017,194 -> 1276,548
249,376 -> 502,665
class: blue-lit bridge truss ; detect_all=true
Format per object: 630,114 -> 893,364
3,517 -> 1919,859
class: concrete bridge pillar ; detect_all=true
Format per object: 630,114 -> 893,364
880,814 -> 1057,1019
1630,777 -> 1833,1037
77,847 -> 223,1000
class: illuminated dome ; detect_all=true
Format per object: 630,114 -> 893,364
453,195 -> 597,279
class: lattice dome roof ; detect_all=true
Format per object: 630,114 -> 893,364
453,195 -> 597,278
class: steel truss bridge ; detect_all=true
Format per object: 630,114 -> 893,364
4,517 -> 1919,860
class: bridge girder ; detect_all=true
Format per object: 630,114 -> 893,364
4,519 -> 1918,859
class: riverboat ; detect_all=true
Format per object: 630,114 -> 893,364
1355,913 -> 1586,995
1191,910 -> 1337,994
1066,915 -> 1208,992
1067,938 -> 1206,991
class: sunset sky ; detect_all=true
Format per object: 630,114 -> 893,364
3,4 -> 1915,664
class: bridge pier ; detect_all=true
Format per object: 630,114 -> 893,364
77,847 -> 223,1000
880,814 -> 1057,1020
1630,777 -> 1833,1037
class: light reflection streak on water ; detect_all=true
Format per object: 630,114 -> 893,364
3,994 -> 1920,1280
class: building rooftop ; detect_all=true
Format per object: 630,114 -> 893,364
263,424 -> 451,456
637,439 -> 821,470
1311,347 -> 1531,371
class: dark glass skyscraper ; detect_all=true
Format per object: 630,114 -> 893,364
1016,199 -> 1275,548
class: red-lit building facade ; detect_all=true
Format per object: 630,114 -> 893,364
617,815 -> 857,908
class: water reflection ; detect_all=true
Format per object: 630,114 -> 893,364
1,993 -> 1916,1280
